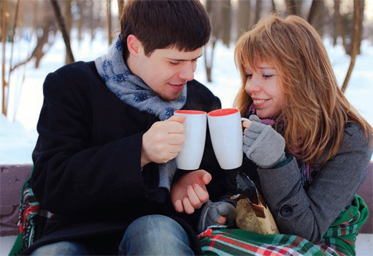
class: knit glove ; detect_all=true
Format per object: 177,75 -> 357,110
243,115 -> 286,168
197,200 -> 236,234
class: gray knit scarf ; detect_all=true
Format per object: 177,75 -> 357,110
94,36 -> 187,190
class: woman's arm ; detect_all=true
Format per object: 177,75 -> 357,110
257,123 -> 372,243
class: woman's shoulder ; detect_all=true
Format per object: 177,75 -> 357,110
341,122 -> 372,152
344,122 -> 370,139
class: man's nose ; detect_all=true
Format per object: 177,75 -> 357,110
179,61 -> 196,81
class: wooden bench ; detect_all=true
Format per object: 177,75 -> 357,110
1,163 -> 372,236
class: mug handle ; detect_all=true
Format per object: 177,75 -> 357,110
240,117 -> 250,132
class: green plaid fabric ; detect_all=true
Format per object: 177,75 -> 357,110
199,195 -> 368,256
9,166 -> 51,256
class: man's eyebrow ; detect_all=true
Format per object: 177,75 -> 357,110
167,54 -> 203,62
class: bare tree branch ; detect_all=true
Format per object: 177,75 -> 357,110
117,0 -> 124,20
2,0 -> 8,116
341,0 -> 360,93
107,0 -> 112,46
8,0 -> 21,82
50,0 -> 75,63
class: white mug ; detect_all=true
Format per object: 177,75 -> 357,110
174,110 -> 207,170
207,108 -> 247,170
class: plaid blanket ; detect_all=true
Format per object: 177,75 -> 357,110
199,195 -> 368,256
9,166 -> 52,256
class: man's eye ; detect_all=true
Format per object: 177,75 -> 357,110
170,62 -> 180,65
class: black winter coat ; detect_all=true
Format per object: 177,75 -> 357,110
23,61 -> 238,255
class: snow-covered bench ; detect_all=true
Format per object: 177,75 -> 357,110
1,163 -> 372,235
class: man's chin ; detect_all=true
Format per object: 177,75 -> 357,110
158,93 -> 183,102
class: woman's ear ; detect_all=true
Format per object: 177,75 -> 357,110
127,35 -> 142,57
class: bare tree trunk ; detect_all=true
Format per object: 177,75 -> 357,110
341,0 -> 360,93
221,0 -> 231,47
285,0 -> 299,16
90,1 -> 95,41
332,0 -> 338,46
308,0 -> 323,25
117,0 -> 124,20
1,0 -> 8,116
204,40 -> 217,82
5,0 -> 21,116
64,0 -> 73,64
237,0 -> 251,40
254,0 -> 262,25
308,0 -> 326,36
204,0 -> 221,82
271,0 -> 277,13
50,0 -> 75,63
335,0 -> 347,52
76,0 -> 84,43
10,0 -> 38,72
356,0 -> 364,55
107,0 -> 112,46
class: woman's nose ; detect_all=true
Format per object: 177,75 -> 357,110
245,76 -> 261,94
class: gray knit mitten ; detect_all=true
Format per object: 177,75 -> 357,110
197,200 -> 236,234
243,115 -> 286,168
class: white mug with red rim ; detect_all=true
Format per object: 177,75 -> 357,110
207,108 -> 247,170
174,110 -> 207,170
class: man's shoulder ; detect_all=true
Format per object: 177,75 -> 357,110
185,79 -> 221,111
53,61 -> 97,78
43,61 -> 106,98
45,61 -> 102,88
187,79 -> 214,94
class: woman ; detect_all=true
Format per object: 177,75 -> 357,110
199,14 -> 373,255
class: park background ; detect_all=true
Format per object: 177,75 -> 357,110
1,0 -> 373,255
1,0 -> 373,164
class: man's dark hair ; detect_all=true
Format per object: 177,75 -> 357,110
120,0 -> 211,59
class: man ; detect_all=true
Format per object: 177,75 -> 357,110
23,0 -> 236,255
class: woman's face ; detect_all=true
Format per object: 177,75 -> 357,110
244,60 -> 285,119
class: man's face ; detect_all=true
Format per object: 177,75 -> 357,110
133,46 -> 203,101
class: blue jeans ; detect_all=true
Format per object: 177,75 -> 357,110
30,241 -> 90,255
30,215 -> 194,255
119,214 -> 194,255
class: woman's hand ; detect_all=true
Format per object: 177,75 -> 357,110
170,170 -> 212,214
243,115 -> 286,168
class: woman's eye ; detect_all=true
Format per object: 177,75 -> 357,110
246,74 -> 253,79
170,62 -> 180,65
262,74 -> 274,78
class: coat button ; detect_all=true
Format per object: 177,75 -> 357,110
280,205 -> 294,217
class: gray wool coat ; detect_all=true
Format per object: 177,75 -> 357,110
252,123 -> 373,243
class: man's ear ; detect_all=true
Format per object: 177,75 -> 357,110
127,34 -> 141,56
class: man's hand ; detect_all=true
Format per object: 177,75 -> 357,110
141,115 -> 186,166
171,170 -> 212,214
197,200 -> 236,233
